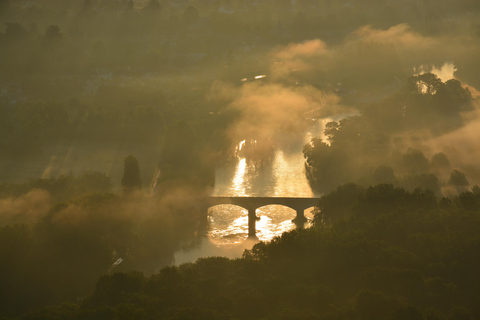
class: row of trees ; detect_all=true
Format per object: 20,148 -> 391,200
13,183 -> 480,319
304,73 -> 475,195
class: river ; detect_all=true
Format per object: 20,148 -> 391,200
173,116 -> 338,263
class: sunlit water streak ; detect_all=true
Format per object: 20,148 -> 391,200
208,118 -> 335,245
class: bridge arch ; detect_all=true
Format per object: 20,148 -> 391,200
207,204 -> 251,241
255,204 -> 299,224
256,203 -> 297,213
207,203 -> 250,213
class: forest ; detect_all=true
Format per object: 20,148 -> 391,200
8,184 -> 480,319
1,0 -> 480,319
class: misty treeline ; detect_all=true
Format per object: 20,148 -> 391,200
2,0 -> 480,93
304,72 -> 478,196
12,184 -> 480,320
1,0 -> 480,160
0,142 -> 214,316
3,0 -> 477,79
0,179 -> 207,316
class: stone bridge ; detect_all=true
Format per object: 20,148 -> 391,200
204,197 -> 320,238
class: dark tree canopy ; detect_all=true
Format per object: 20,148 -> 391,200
431,152 -> 451,171
122,155 -> 142,194
371,166 -> 396,185
448,169 -> 468,186
402,148 -> 430,175
408,72 -> 443,95
44,25 -> 62,41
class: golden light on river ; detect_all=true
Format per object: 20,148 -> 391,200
208,138 -> 317,245
232,158 -> 247,196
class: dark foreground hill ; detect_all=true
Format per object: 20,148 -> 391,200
15,184 -> 480,320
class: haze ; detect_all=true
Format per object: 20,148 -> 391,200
1,0 -> 480,319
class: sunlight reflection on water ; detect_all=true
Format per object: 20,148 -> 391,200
174,117 -> 349,264
208,119 -> 331,245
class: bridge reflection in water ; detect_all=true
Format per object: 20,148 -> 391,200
205,197 -> 320,238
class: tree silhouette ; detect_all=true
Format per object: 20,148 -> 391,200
447,169 -> 468,186
44,25 -> 62,41
407,72 -> 443,95
431,152 -> 451,171
371,166 -> 396,185
122,155 -> 142,194
402,148 -> 429,175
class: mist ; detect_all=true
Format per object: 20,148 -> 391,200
1,0 -> 480,318
0,189 -> 50,226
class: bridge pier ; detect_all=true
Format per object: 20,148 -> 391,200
248,209 -> 257,238
292,209 -> 308,229
293,209 -> 307,223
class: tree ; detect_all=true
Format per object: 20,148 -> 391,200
447,169 -> 468,186
122,155 -> 142,194
402,148 -> 429,175
436,79 -> 473,113
472,185 -> 480,195
406,72 -> 443,95
314,183 -> 364,224
303,138 -> 349,192
370,166 -> 396,185
44,25 -> 62,41
399,173 -> 441,196
431,152 -> 451,172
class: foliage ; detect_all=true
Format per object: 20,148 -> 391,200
313,183 -> 364,224
402,148 -> 430,175
0,2 -> 479,319
17,184 -> 480,320
0,169 -> 207,317
447,169 -> 469,186
44,25 -> 61,41
304,73 -> 474,194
